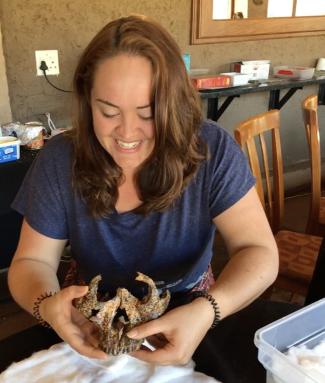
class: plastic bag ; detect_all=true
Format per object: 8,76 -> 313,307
0,121 -> 44,149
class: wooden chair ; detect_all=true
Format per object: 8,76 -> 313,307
302,94 -> 325,235
234,109 -> 322,297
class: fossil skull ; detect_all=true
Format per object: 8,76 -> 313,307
74,272 -> 170,355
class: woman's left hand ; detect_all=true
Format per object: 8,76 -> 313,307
127,297 -> 214,365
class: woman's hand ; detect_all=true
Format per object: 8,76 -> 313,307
40,285 -> 108,360
127,298 -> 214,365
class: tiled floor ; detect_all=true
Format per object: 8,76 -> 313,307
0,193 -> 313,342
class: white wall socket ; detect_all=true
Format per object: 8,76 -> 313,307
35,50 -> 60,76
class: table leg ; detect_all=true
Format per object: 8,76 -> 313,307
207,98 -> 219,121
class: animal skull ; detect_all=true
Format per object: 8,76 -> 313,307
75,272 -> 170,355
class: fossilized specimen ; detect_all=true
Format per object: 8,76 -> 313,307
75,272 -> 170,356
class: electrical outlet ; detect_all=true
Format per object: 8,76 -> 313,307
35,50 -> 60,76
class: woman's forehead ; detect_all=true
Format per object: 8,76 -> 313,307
91,55 -> 153,106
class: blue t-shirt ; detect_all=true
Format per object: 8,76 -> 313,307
12,120 -> 255,297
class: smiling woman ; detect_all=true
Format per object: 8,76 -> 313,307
72,16 -> 204,217
90,54 -> 155,175
192,0 -> 325,43
8,15 -> 286,382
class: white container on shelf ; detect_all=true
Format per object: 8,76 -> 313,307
273,66 -> 315,80
255,299 -> 325,383
232,60 -> 270,80
220,72 -> 250,86
0,136 -> 20,163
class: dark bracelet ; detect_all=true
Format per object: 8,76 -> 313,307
32,292 -> 56,328
192,290 -> 221,329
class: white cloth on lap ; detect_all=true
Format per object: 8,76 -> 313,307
0,342 -> 221,383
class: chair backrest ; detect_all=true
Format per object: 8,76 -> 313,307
234,110 -> 284,233
302,94 -> 321,234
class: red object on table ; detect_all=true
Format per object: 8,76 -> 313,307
191,75 -> 231,89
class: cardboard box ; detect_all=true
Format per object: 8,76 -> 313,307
0,136 -> 20,163
232,60 -> 270,80
191,74 -> 231,89
255,299 -> 325,383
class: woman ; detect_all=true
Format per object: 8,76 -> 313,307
8,15 -> 278,375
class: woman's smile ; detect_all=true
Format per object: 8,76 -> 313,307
115,139 -> 142,151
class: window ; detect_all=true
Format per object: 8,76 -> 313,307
212,0 -> 231,19
267,0 -> 293,18
192,0 -> 325,44
295,0 -> 325,17
212,0 -> 248,19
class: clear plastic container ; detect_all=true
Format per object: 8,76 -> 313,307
255,299 -> 325,383
273,66 -> 315,80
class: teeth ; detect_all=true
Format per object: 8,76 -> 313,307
116,140 -> 141,149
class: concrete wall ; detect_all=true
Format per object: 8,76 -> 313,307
0,0 -> 324,188
0,21 -> 12,124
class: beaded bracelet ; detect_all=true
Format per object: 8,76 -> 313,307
32,292 -> 56,328
192,290 -> 221,329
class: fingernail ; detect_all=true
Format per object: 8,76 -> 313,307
127,329 -> 138,338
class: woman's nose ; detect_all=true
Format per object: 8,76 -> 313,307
117,114 -> 137,139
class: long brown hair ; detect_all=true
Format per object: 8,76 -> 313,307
70,15 -> 207,217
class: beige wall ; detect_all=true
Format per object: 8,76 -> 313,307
0,0 -> 324,187
0,21 -> 12,124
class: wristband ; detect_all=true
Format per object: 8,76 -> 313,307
32,292 -> 56,328
192,290 -> 221,329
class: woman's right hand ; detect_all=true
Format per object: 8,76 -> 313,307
40,285 -> 108,359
